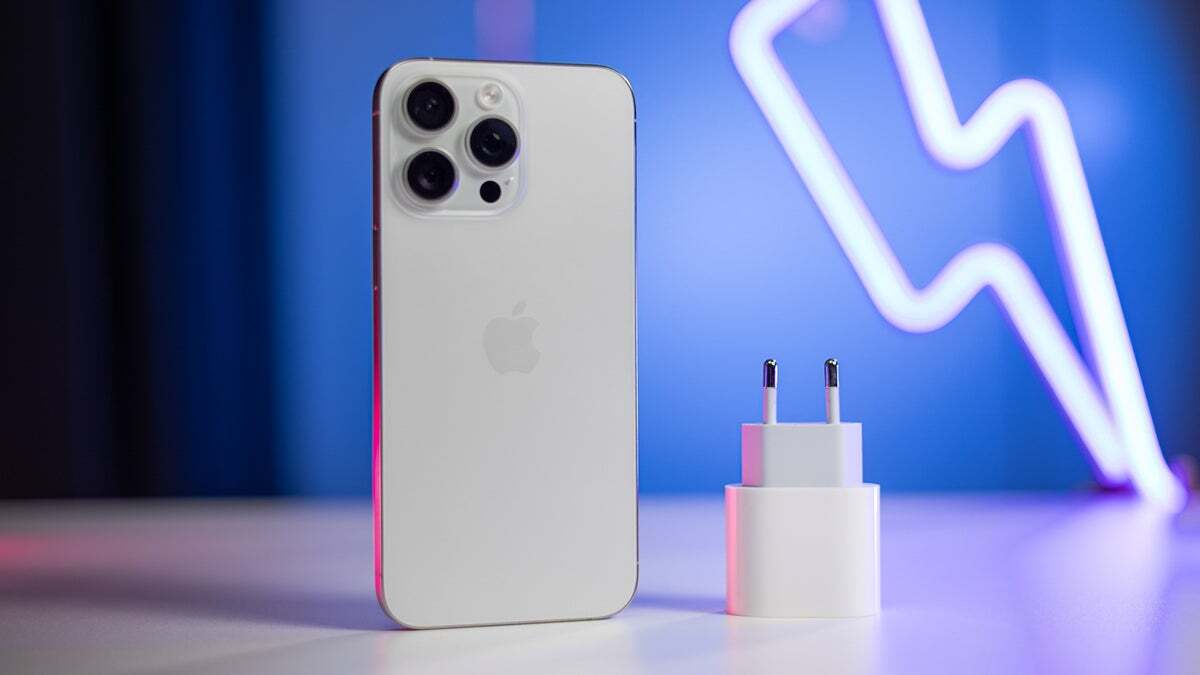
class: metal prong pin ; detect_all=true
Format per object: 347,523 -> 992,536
763,359 -> 778,424
824,358 -> 840,424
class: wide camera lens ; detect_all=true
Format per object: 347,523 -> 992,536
405,150 -> 456,201
405,81 -> 455,131
468,117 -> 518,167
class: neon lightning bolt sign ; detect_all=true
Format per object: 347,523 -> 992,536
730,0 -> 1186,508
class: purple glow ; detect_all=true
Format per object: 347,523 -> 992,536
729,0 -> 1185,508
474,0 -> 536,61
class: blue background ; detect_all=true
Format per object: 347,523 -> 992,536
266,0 -> 1200,495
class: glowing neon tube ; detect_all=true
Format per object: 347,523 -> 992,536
730,0 -> 1184,508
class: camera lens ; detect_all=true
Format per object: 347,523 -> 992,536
405,81 -> 455,131
468,117 -> 519,168
405,150 -> 456,201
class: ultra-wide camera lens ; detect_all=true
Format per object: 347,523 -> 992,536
406,150 -> 456,200
468,117 -> 518,168
405,81 -> 455,131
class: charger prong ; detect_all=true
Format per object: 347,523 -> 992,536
763,359 -> 778,424
825,358 -> 840,424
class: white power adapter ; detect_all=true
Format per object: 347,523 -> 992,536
726,359 -> 880,618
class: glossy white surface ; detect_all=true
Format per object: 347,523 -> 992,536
2,495 -> 1199,674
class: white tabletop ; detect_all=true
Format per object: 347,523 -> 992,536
2,494 -> 1198,674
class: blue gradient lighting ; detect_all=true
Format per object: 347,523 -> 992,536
267,0 -> 1200,496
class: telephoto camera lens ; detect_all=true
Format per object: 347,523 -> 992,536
405,150 -> 456,201
468,117 -> 519,167
405,81 -> 456,131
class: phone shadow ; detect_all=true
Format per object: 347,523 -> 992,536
0,568 -> 395,631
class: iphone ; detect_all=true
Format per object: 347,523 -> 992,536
373,59 -> 637,628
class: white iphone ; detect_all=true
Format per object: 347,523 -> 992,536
372,59 -> 638,629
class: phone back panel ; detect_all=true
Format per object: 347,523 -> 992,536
374,60 -> 637,628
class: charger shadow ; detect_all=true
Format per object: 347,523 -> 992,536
631,592 -> 726,614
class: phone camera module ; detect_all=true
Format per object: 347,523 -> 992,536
405,81 -> 456,131
405,150 -> 456,201
468,117 -> 519,168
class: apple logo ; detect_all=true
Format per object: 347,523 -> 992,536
483,301 -> 541,374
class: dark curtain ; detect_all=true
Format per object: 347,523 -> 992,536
0,1 -> 275,497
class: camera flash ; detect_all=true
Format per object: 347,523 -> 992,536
477,82 -> 503,109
